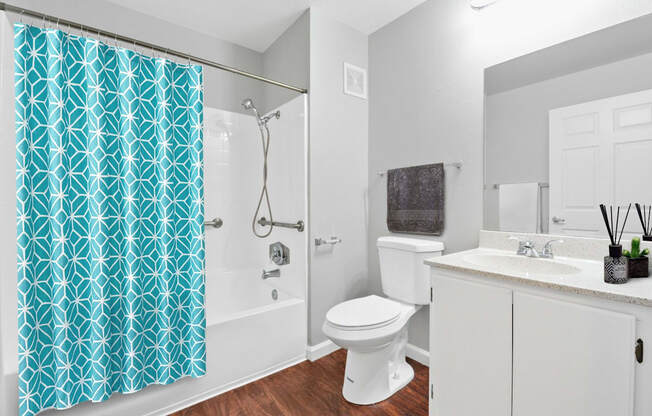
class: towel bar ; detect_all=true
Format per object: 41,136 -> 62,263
377,161 -> 462,176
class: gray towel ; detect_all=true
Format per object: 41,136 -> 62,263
387,163 -> 445,235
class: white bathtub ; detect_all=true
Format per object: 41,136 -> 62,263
205,267 -> 300,326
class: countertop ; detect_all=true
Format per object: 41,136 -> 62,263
426,248 -> 652,307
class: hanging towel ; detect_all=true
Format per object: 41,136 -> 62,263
498,182 -> 539,233
387,163 -> 445,235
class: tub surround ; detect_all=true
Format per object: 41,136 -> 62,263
425,230 -> 652,306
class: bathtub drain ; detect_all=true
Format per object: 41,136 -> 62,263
271,289 -> 278,301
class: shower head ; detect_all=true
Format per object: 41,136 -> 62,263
241,98 -> 255,110
241,98 -> 263,125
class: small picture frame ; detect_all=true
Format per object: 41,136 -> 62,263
343,62 -> 367,99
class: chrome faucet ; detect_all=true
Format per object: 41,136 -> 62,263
262,268 -> 280,280
509,236 -> 539,258
509,236 -> 564,259
540,239 -> 563,259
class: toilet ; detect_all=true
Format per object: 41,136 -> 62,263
322,236 -> 444,405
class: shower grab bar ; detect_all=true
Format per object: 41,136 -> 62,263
257,217 -> 304,232
204,217 -> 223,229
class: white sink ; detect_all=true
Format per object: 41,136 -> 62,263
463,253 -> 582,276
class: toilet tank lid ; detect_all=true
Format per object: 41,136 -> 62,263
377,236 -> 444,252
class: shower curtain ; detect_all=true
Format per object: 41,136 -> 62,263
15,24 -> 205,416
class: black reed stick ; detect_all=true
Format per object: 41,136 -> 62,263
635,203 -> 652,236
615,206 -> 620,244
617,203 -> 631,245
636,203 -> 645,233
600,204 -> 615,245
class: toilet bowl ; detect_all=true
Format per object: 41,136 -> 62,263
322,237 -> 444,405
322,295 -> 419,404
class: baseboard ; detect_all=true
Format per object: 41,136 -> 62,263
406,343 -> 429,367
306,340 -> 340,361
147,354 -> 306,416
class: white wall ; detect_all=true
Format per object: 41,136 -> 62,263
308,8 -> 369,346
484,51 -> 652,230
368,0 -> 652,351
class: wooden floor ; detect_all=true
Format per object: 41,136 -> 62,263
172,349 -> 429,416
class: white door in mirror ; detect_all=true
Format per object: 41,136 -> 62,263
549,88 -> 652,237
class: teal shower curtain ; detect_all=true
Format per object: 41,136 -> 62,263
15,24 -> 206,416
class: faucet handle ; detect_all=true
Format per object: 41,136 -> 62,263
541,239 -> 563,258
509,235 -> 535,255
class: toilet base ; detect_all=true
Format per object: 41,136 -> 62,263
341,326 -> 413,405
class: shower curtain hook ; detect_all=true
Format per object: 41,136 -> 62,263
18,10 -> 24,24
41,14 -> 46,29
56,18 -> 60,31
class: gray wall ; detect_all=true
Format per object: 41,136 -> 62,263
368,0 -> 652,351
308,8 -> 369,346
262,11 -> 309,113
484,51 -> 652,230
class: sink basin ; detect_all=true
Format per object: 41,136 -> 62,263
463,253 -> 582,276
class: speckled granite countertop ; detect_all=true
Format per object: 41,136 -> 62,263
426,247 -> 652,307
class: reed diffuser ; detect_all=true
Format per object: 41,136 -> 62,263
635,203 -> 652,242
600,203 -> 631,284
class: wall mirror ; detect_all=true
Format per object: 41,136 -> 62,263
483,13 -> 652,238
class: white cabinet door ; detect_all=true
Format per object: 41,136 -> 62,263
513,293 -> 636,416
430,274 -> 512,416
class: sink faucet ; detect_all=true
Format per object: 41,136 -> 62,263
509,236 -> 564,259
262,268 -> 280,280
509,236 -> 539,258
540,239 -> 563,259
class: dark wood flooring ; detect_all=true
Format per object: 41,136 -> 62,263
172,349 -> 429,416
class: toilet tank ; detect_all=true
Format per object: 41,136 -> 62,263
377,236 -> 444,305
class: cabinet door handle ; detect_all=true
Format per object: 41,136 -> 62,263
636,339 -> 644,363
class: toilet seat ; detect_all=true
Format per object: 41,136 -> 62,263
326,295 -> 402,330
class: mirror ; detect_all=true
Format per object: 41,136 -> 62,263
483,13 -> 652,238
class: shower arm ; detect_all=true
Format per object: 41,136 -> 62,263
257,217 -> 304,232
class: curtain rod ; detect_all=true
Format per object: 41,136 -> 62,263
0,1 -> 308,94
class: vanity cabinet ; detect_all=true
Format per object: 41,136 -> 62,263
430,269 -> 644,416
513,293 -> 635,416
430,275 -> 512,416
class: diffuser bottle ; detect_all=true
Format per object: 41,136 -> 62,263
604,244 -> 628,284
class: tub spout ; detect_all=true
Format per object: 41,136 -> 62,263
262,268 -> 280,280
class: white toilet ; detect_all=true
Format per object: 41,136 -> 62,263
322,236 -> 444,405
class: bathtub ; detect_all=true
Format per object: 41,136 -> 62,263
12,268 -> 307,416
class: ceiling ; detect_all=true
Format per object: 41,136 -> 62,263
104,0 -> 428,52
